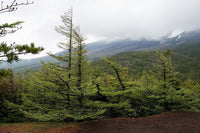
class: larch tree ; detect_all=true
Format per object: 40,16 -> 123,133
18,9 -> 106,122
72,26 -> 87,107
62,26 -> 106,121
49,8 -> 74,101
154,49 -> 196,112
53,7 -> 74,76
87,57 -> 135,118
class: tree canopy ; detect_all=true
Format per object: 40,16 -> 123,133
0,6 -> 199,123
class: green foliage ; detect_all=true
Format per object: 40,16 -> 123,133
17,11 -> 106,121
1,6 -> 199,122
1,43 -> 199,123
129,50 -> 200,117
0,0 -> 43,122
13,48 -> 199,122
0,21 -> 23,37
0,42 -> 44,63
172,41 -> 200,59
0,69 -> 16,102
92,49 -> 200,82
0,69 -> 28,122
0,100 -> 27,123
0,21 -> 23,28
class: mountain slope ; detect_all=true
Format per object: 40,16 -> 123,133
92,42 -> 200,82
172,41 -> 200,59
87,30 -> 200,59
86,39 -> 160,59
1,30 -> 200,73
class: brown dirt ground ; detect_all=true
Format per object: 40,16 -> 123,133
0,111 -> 200,133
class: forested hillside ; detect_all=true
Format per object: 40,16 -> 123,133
172,41 -> 200,59
1,35 -> 200,123
92,41 -> 200,82
0,5 -> 199,125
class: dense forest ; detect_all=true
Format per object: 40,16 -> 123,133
92,43 -> 200,82
0,7 -> 200,123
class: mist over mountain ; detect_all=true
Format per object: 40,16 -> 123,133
160,30 -> 200,47
87,30 -> 200,59
0,30 -> 200,71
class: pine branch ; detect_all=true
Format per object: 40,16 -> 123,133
0,42 -> 44,63
0,21 -> 23,37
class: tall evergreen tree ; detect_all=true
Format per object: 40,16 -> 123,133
49,8 -> 74,102
18,9 -> 105,122
154,50 -> 196,111
72,26 -> 87,107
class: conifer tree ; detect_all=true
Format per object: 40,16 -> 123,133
132,71 -> 165,116
61,26 -> 106,121
155,49 -> 196,111
49,8 -> 74,102
0,69 -> 27,122
18,9 -> 105,121
72,26 -> 87,106
17,64 -> 74,121
87,57 -> 135,118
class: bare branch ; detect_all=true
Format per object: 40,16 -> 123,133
0,0 -> 34,13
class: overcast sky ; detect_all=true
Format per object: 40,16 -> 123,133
1,0 -> 200,59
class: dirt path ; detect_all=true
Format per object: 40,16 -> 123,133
44,111 -> 200,133
0,123 -> 36,133
0,111 -> 200,133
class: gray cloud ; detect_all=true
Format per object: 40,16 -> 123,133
1,0 -> 200,58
